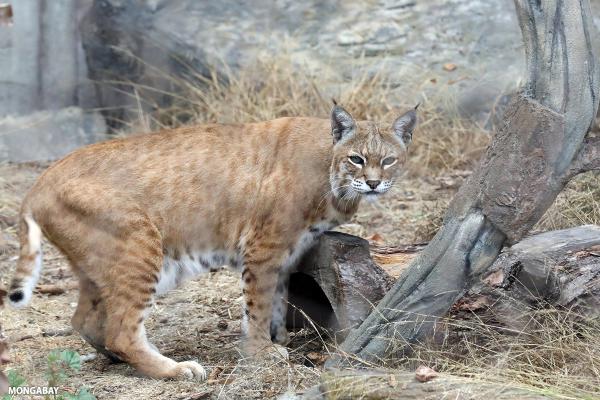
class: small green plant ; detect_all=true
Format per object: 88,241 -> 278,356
46,350 -> 80,388
46,350 -> 95,400
60,388 -> 95,400
1,370 -> 26,400
2,350 -> 95,400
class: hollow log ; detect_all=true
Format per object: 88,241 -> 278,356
326,0 -> 600,367
292,226 -> 599,344
286,232 -> 395,339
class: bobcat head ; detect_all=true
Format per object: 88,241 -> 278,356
329,102 -> 417,201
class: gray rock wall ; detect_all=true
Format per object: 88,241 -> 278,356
80,0 -> 527,128
0,107 -> 106,163
3,0 -> 600,142
0,1 -> 106,162
0,0 -> 95,117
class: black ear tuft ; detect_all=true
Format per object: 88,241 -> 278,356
392,108 -> 418,146
331,104 -> 356,143
332,98 -> 338,106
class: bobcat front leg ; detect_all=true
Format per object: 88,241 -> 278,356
270,270 -> 291,345
241,244 -> 287,358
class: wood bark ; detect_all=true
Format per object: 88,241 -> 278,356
292,226 -> 599,341
286,232 -> 395,339
314,370 -> 554,400
453,225 -> 600,329
326,0 -> 600,367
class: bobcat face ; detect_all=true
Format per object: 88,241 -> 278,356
329,103 -> 417,201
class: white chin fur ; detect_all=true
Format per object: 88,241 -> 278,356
364,193 -> 380,203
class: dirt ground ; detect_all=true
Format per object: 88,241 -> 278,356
0,162 -> 455,400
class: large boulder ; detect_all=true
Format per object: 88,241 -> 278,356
0,108 -> 107,163
81,0 -> 525,128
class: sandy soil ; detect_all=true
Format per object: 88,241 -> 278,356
0,162 -> 455,400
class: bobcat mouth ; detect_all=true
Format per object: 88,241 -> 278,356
365,190 -> 380,195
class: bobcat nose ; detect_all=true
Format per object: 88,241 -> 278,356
366,180 -> 381,190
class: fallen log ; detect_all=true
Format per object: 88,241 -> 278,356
297,226 -> 600,399
288,225 -> 600,341
312,370 -> 554,400
286,232 -> 395,340
453,225 -> 600,330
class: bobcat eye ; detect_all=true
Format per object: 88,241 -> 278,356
348,155 -> 364,165
382,157 -> 397,168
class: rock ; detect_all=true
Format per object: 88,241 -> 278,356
337,31 -> 366,46
0,108 -> 107,163
415,365 -> 438,383
369,25 -> 407,44
5,0 -> 600,131
442,63 -> 457,72
80,0 -> 526,127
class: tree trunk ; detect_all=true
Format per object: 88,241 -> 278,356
327,0 -> 600,367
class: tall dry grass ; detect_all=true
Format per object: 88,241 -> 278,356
538,171 -> 600,231
401,309 -> 600,399
115,56 -> 490,178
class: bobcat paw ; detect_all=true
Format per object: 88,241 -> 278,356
257,344 -> 289,362
172,361 -> 207,381
267,343 -> 289,360
243,341 -> 289,362
271,325 -> 290,345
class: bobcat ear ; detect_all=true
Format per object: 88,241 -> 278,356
392,106 -> 418,147
331,103 -> 356,143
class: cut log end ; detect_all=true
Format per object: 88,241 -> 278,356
286,232 -> 395,340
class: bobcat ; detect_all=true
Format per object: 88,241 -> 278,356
7,103 -> 417,380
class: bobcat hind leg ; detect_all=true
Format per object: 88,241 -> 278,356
71,273 -> 123,362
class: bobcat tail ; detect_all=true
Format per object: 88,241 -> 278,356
8,214 -> 43,308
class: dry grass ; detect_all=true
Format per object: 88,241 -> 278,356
537,171 -> 600,231
410,198 -> 450,242
115,55 -> 489,179
399,308 -> 600,399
